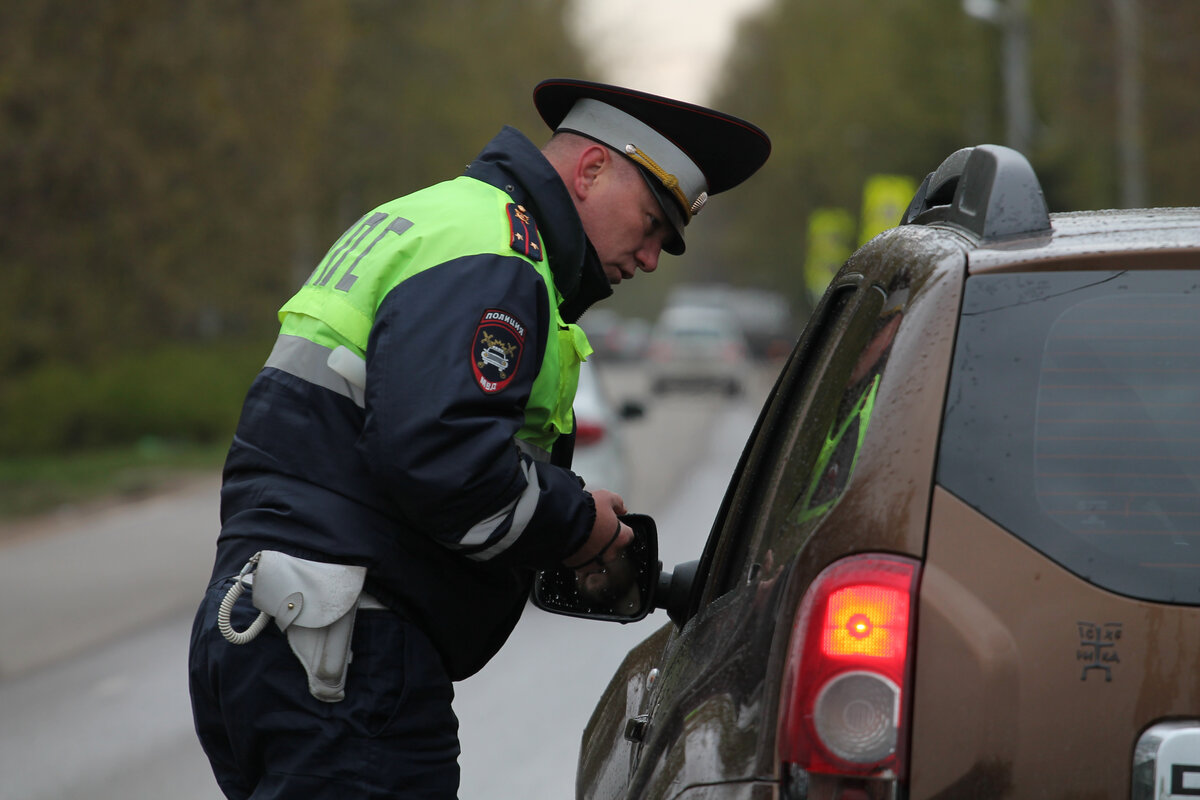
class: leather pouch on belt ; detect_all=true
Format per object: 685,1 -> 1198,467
250,551 -> 367,703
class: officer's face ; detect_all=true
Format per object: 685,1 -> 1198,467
580,154 -> 672,285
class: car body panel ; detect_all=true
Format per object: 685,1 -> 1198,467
579,226 -> 968,799
625,579 -> 791,799
698,225 -> 967,611
967,208 -> 1200,274
784,233 -> 965,570
912,487 -> 1200,797
571,144 -> 1200,800
578,623 -> 674,798
670,782 -> 777,799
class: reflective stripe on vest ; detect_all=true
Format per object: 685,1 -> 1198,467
262,331 -> 547,562
265,335 -> 366,408
453,459 -> 543,561
262,333 -> 558,467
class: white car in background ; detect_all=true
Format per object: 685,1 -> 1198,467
570,361 -> 642,498
647,304 -> 751,396
667,284 -> 797,361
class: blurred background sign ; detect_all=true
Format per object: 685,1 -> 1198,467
804,208 -> 855,304
859,174 -> 919,245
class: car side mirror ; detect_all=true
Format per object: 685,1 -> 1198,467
618,400 -> 646,421
531,513 -> 660,623
656,559 -> 699,628
531,514 -> 702,629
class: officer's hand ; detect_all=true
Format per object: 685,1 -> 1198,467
564,489 -> 631,569
564,490 -> 639,611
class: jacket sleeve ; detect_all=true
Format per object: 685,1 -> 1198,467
360,253 -> 594,568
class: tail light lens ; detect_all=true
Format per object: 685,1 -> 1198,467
721,342 -> 747,362
778,554 -> 919,783
575,420 -> 606,447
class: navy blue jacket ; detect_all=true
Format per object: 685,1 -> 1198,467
211,127 -> 613,679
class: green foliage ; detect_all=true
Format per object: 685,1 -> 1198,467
0,0 -> 587,380
0,0 -> 587,458
1033,0 -> 1200,210
692,0 -> 996,320
0,2 -> 343,373
3,0 -> 1196,465
697,0 -> 1200,320
0,339 -> 268,455
0,442 -> 226,521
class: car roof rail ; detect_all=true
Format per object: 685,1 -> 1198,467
901,144 -> 1051,241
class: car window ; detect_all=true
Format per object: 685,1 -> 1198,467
702,282 -> 895,599
939,270 -> 1200,604
792,310 -> 898,523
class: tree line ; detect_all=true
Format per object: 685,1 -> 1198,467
2,0 -> 1196,454
0,0 -> 585,379
686,0 -> 1200,319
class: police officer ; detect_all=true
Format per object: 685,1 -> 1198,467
188,78 -> 770,799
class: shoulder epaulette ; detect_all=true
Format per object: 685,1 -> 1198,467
506,203 -> 543,262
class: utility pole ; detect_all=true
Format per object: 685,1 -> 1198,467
963,0 -> 1035,157
967,0 -> 1147,206
1112,0 -> 1146,208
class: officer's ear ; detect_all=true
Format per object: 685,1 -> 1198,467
572,144 -> 611,200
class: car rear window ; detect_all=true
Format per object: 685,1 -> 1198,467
938,270 -> 1200,604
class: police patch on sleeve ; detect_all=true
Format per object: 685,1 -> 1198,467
507,203 -> 543,262
472,309 -> 527,394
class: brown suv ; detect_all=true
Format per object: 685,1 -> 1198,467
535,144 -> 1200,799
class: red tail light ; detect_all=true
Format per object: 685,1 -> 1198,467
778,554 -> 919,783
722,342 -> 746,362
822,584 -> 909,662
575,420 -> 606,447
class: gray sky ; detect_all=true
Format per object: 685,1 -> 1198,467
570,0 -> 773,104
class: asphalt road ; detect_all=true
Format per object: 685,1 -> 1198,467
0,362 -> 777,800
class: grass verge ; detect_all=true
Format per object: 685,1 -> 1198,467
0,440 -> 226,522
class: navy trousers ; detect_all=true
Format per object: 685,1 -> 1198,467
188,578 -> 461,799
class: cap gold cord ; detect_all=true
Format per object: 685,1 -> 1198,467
624,144 -> 695,222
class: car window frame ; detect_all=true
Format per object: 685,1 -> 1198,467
689,276 -> 888,614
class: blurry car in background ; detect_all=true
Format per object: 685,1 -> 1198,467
646,304 -> 750,396
666,283 -> 797,361
617,316 -> 650,362
570,360 -> 643,499
578,308 -> 650,363
726,287 -> 797,360
537,144 -> 1200,799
